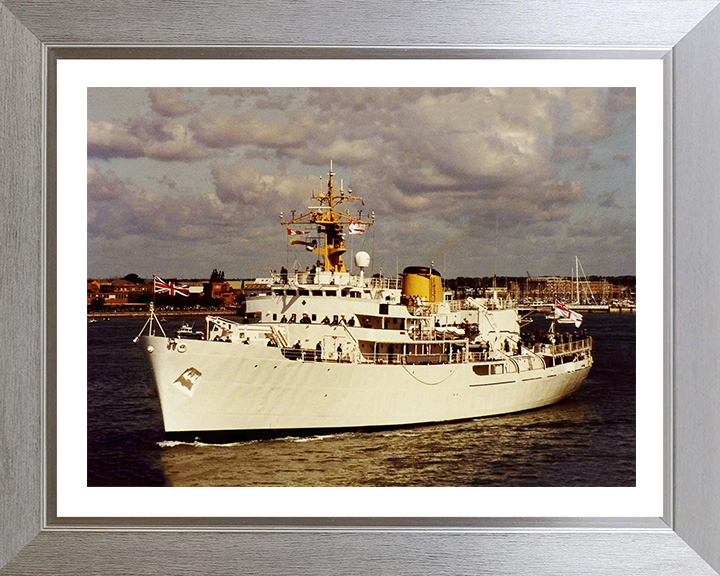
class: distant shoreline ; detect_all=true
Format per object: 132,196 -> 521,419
88,309 -> 239,319
87,307 -> 634,319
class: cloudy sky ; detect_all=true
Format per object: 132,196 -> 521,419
87,87 -> 635,280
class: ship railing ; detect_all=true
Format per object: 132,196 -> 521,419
448,297 -> 516,311
279,348 -> 474,365
518,344 -> 548,370
369,276 -> 402,290
277,270 -> 315,286
281,348 -> 320,362
414,322 -> 477,340
466,352 -> 511,365
365,351 -> 467,365
467,352 -> 486,363
449,299 -> 487,312
467,350 -> 549,373
533,336 -> 593,357
272,270 -> 363,287
406,303 -> 441,318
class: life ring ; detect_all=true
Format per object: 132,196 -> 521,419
177,343 -> 187,353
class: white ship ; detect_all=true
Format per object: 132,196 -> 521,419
138,165 -> 593,440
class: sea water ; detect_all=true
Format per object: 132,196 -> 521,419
87,314 -> 635,487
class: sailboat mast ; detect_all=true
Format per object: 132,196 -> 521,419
575,255 -> 580,304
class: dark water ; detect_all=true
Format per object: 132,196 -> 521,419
87,314 -> 635,487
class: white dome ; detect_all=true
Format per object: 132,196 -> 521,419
354,251 -> 371,269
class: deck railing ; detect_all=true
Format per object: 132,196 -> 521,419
368,276 -> 402,290
281,348 -> 470,365
532,336 -> 593,356
269,271 -> 404,290
280,337 -> 593,365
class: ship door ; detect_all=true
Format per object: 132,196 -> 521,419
322,335 -> 340,362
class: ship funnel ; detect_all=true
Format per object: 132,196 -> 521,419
402,266 -> 443,304
354,251 -> 370,269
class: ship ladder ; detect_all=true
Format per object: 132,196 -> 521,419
339,324 -> 363,363
269,325 -> 289,349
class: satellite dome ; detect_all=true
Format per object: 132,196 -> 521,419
354,251 -> 371,269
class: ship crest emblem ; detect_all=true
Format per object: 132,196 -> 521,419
174,367 -> 202,392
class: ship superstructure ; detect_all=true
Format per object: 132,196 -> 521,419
139,164 -> 592,439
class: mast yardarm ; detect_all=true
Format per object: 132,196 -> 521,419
280,163 -> 374,273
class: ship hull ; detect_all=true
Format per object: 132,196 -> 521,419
141,335 -> 591,438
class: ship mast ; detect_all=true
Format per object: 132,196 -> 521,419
280,162 -> 374,273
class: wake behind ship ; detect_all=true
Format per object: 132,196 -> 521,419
138,164 -> 593,440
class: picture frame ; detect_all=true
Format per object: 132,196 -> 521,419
2,1 -> 720,574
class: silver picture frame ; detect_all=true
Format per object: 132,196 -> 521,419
2,1 -> 720,573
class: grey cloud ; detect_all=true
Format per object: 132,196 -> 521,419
87,165 -> 128,201
612,154 -> 632,166
88,166 -> 250,242
148,88 -> 195,117
212,161 -> 320,210
88,118 -> 211,162
598,190 -> 622,209
567,216 -> 632,239
191,110 -> 309,149
607,88 -> 636,112
87,87 -> 635,277
87,121 -> 143,159
207,88 -> 249,97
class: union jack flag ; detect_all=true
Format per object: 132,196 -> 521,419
154,275 -> 189,297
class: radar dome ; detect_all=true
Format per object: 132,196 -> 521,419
354,251 -> 371,269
